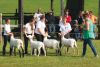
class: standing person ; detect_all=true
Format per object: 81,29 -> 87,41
89,11 -> 98,38
35,15 -> 47,54
82,13 -> 99,57
2,18 -> 12,56
24,17 -> 36,54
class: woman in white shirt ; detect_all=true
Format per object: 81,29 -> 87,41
35,15 -> 47,41
35,15 -> 47,55
2,18 -> 12,56
59,16 -> 72,38
24,17 -> 36,54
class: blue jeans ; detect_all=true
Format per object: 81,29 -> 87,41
82,39 -> 97,56
2,35 -> 10,55
48,24 -> 55,33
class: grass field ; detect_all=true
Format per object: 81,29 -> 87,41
0,40 -> 100,67
0,0 -> 100,67
0,0 -> 99,16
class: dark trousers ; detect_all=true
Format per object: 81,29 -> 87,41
35,33 -> 44,55
2,35 -> 10,55
24,34 -> 29,54
82,39 -> 97,56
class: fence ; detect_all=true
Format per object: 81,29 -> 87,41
0,13 -> 2,44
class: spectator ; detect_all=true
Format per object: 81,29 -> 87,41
34,8 -> 43,22
2,18 -> 12,56
59,16 -> 72,38
64,10 -> 72,23
89,11 -> 98,38
46,11 -> 55,34
24,17 -> 36,54
77,11 -> 84,40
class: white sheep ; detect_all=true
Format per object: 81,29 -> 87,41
43,35 -> 60,55
27,35 -> 46,56
61,36 -> 78,55
10,33 -> 24,58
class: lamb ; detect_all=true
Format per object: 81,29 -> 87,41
10,33 -> 24,58
61,36 -> 78,55
43,35 -> 60,55
27,35 -> 46,56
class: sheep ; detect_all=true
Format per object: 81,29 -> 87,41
43,35 -> 60,55
27,35 -> 46,56
61,36 -> 78,55
10,33 -> 24,58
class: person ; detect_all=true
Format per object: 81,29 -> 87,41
82,13 -> 99,57
77,11 -> 84,40
24,17 -> 36,54
34,8 -> 43,22
35,15 -> 47,55
59,16 -> 72,38
89,11 -> 98,38
2,18 -> 12,56
64,10 -> 72,24
46,11 -> 55,33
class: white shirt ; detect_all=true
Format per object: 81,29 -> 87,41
34,13 -> 42,22
35,20 -> 46,35
60,23 -> 72,35
4,24 -> 11,35
25,23 -> 35,34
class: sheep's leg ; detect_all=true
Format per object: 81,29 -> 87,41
18,50 -> 21,58
76,47 -> 79,55
14,47 -> 16,56
10,47 -> 13,56
72,48 -> 75,56
42,47 -> 46,56
65,47 -> 69,54
21,48 -> 24,57
34,49 -> 37,56
58,47 -> 62,56
56,49 -> 59,56
38,48 -> 40,56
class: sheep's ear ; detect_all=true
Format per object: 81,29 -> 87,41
47,35 -> 51,38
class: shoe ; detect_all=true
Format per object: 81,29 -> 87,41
95,55 -> 99,58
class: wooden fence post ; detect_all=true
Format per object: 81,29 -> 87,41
0,13 -> 2,44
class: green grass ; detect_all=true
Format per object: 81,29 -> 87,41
0,0 -> 99,16
0,1 -> 100,66
0,40 -> 100,67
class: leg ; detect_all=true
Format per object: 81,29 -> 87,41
10,47 -> 13,56
38,48 -> 41,56
22,48 -> 24,57
14,47 -> 16,56
88,39 -> 97,56
34,49 -> 37,56
18,50 -> 21,58
42,47 -> 46,56
24,34 -> 28,54
82,39 -> 88,56
2,35 -> 8,56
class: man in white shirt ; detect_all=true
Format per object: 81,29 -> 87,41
2,18 -> 12,56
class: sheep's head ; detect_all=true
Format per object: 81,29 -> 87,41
27,35 -> 34,39
9,33 -> 14,38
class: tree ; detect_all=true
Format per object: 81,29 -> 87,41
65,0 -> 84,20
